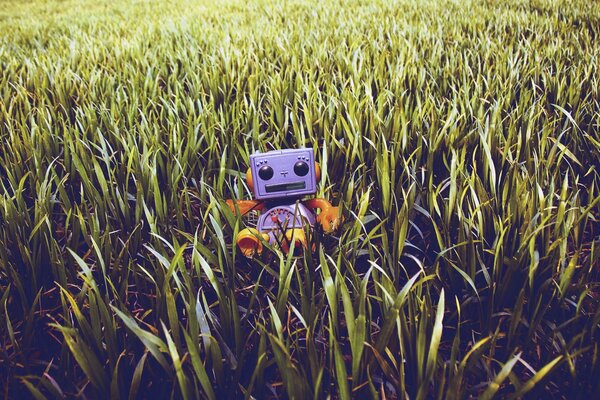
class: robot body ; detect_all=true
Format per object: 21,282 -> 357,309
227,148 -> 341,257
257,202 -> 316,249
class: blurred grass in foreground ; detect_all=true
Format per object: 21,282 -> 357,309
1,0 -> 599,398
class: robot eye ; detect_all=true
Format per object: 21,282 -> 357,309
294,161 -> 309,176
258,165 -> 274,180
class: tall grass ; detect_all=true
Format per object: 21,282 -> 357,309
1,0 -> 599,398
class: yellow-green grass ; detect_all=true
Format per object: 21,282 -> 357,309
1,0 -> 599,398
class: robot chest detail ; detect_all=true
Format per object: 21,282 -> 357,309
257,203 -> 316,232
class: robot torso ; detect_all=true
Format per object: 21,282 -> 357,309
257,202 -> 315,246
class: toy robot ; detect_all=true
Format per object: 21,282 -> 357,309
226,148 -> 341,257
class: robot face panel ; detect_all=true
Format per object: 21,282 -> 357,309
249,148 -> 317,200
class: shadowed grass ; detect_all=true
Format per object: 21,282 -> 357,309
1,0 -> 599,398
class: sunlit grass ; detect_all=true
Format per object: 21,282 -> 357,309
1,0 -> 599,398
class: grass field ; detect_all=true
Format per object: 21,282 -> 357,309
1,0 -> 599,398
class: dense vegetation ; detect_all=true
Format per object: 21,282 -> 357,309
1,0 -> 599,398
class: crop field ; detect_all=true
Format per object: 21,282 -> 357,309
1,0 -> 599,398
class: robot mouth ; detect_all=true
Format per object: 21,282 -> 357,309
265,181 -> 306,193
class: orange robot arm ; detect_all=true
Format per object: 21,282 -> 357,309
303,198 -> 333,212
226,199 -> 265,216
303,198 -> 342,233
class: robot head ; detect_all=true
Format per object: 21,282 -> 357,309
246,148 -> 320,200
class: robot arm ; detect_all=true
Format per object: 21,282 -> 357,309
303,198 -> 342,233
226,199 -> 265,216
226,200 -> 268,257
